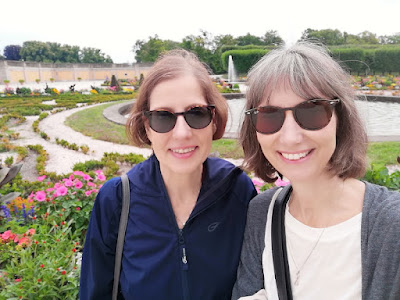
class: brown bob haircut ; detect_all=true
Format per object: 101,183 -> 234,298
126,49 -> 228,146
240,42 -> 368,183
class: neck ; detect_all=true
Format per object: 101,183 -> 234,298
288,176 -> 364,228
161,165 -> 203,228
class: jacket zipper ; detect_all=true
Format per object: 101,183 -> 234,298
179,229 -> 189,299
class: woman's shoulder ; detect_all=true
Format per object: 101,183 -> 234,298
247,187 -> 281,225
363,181 -> 400,222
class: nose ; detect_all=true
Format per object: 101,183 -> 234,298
172,115 -> 193,139
278,111 -> 303,144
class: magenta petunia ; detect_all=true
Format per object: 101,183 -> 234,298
55,186 -> 68,197
87,182 -> 96,187
83,174 -> 93,181
96,174 -> 106,181
35,191 -> 47,202
64,179 -> 73,187
275,178 -> 290,187
74,180 -> 83,189
85,190 -> 92,196
73,171 -> 85,176
37,175 -> 46,182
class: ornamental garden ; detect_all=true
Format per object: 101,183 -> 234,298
0,73 -> 399,298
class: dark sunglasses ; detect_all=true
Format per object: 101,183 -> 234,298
245,99 -> 340,134
143,105 -> 215,133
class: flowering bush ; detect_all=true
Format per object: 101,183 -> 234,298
0,170 -> 106,299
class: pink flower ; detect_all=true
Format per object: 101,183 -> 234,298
18,237 -> 30,246
27,228 -> 36,235
74,180 -> 83,189
94,170 -> 103,175
55,186 -> 68,197
96,174 -> 106,181
85,190 -> 92,196
1,230 -> 12,240
69,174 -> 74,180
35,191 -> 47,202
46,188 -> 54,192
37,175 -> 46,182
15,278 -> 21,282
252,177 -> 264,187
275,178 -> 290,187
76,207 -> 81,211
64,179 -> 73,187
87,182 -> 96,187
73,171 -> 85,176
83,174 -> 92,181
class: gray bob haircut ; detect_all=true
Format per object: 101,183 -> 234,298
240,41 -> 368,182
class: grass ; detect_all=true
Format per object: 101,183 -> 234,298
65,101 -> 130,145
64,101 -> 400,164
367,141 -> 400,166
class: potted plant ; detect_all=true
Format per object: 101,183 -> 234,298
50,78 -> 55,83
19,79 -> 25,85
35,79 -> 40,84
3,79 -> 10,86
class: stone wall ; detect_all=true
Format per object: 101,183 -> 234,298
0,60 -> 153,84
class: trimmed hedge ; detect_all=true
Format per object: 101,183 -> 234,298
221,49 -> 270,73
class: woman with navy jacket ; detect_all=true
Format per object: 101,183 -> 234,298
79,49 -> 257,299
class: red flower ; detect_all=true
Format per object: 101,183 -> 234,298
37,279 -> 41,283
61,270 -> 66,275
40,264 -> 44,268
76,207 -> 81,211
72,248 -> 76,253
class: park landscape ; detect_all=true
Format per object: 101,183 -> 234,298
1,30 -> 400,298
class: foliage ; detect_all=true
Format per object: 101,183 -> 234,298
363,164 -> 400,191
133,35 -> 180,63
3,45 -> 22,60
0,171 -> 106,299
19,41 -> 113,63
221,49 -> 269,73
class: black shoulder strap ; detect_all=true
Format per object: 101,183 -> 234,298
112,174 -> 130,300
271,184 -> 293,300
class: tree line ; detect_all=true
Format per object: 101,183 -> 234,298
1,29 -> 400,73
0,41 -> 113,64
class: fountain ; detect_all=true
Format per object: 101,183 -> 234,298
228,55 -> 238,83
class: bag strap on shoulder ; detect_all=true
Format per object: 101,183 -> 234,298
112,174 -> 130,300
271,184 -> 293,300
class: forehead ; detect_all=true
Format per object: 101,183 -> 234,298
149,75 -> 206,110
260,80 -> 327,107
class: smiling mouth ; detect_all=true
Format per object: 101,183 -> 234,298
171,147 -> 196,154
281,150 -> 311,161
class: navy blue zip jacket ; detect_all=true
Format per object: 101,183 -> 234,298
79,155 -> 257,300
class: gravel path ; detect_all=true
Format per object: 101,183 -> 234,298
4,103 -> 153,177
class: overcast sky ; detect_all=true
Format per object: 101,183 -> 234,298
1,0 -> 399,63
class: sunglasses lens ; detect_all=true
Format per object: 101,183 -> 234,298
295,101 -> 333,130
184,106 -> 213,129
252,107 -> 284,134
148,111 -> 176,133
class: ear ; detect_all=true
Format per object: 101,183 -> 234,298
143,117 -> 153,143
213,121 -> 217,134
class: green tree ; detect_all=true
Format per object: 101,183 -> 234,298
80,47 -> 113,63
262,30 -> 284,46
3,45 -> 22,60
358,31 -> 379,44
380,33 -> 400,44
300,28 -> 345,45
213,34 -> 237,49
236,33 -> 264,46
133,35 -> 179,62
